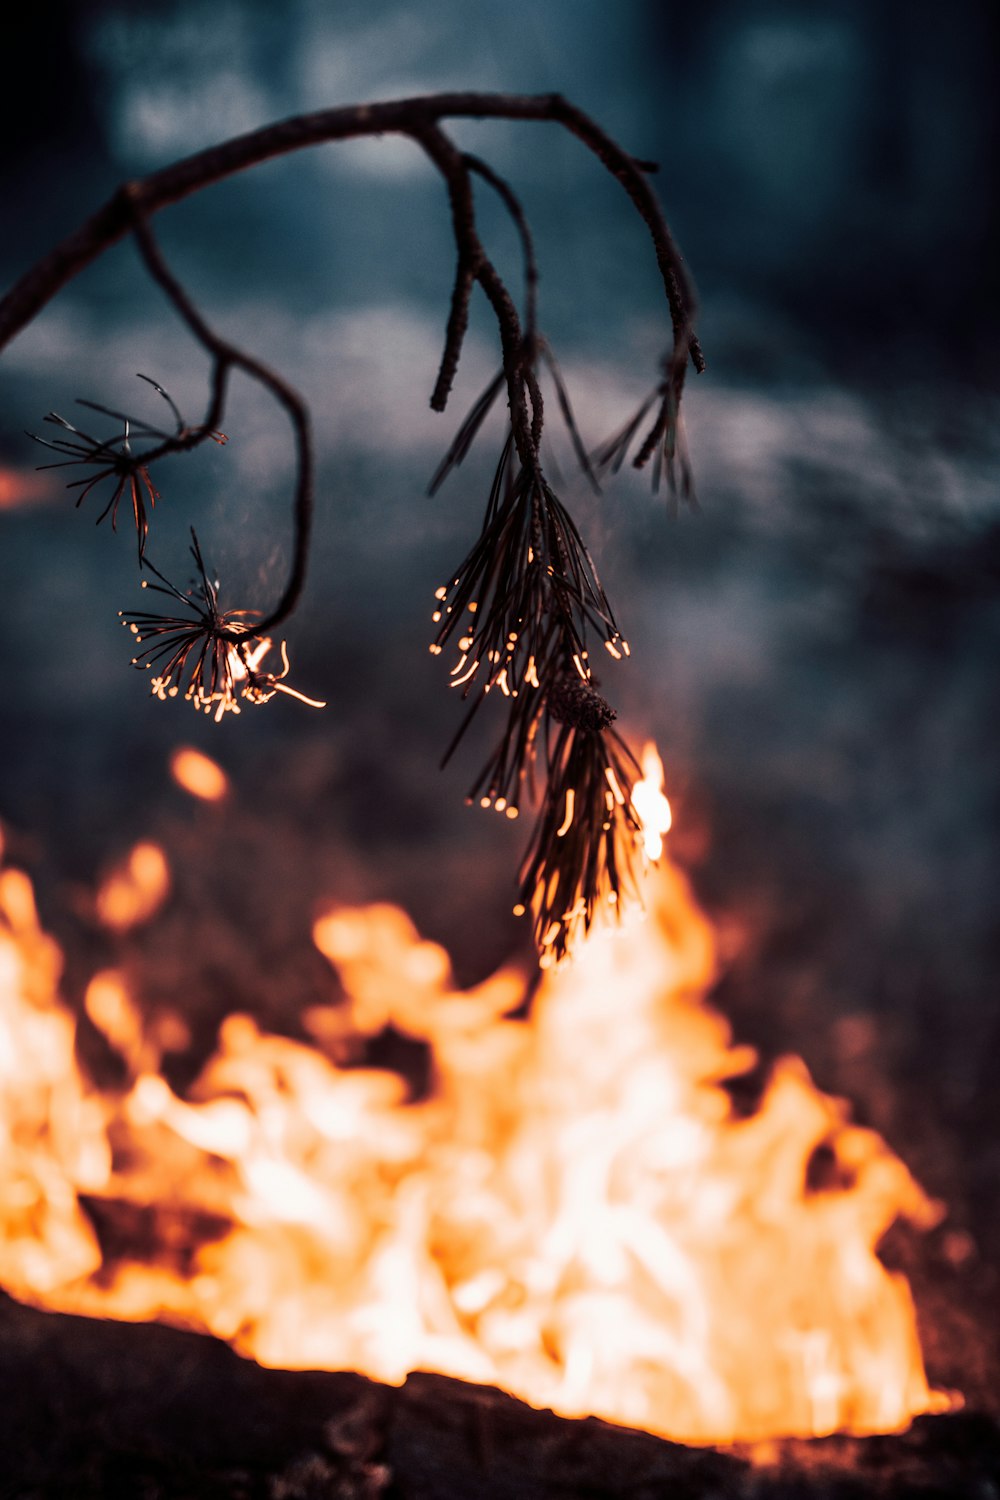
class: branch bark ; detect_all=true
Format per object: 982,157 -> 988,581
0,92 -> 702,372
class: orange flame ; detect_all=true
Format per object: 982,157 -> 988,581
0,793 -> 953,1444
0,466 -> 55,510
95,842 -> 170,932
169,747 -> 230,802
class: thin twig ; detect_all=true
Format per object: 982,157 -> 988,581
463,152 -> 539,345
430,259 -> 476,413
128,207 -> 313,634
410,121 -> 539,474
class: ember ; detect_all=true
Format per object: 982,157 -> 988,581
94,841 -> 170,932
0,466 -> 55,510
169,745 -> 231,802
0,762 -> 952,1446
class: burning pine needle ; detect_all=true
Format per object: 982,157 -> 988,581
430,361 -> 644,963
448,651 -> 651,967
120,529 -> 324,721
516,696 -> 645,966
430,439 -> 627,709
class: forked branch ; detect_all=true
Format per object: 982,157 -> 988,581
0,90 -> 704,962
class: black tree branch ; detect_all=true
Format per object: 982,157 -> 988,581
0,90 -> 704,961
0,93 -> 700,378
128,207 -> 314,634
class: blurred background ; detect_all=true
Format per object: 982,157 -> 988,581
0,0 -> 998,1398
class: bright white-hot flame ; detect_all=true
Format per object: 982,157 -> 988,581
0,779 -> 954,1445
631,742 -> 673,861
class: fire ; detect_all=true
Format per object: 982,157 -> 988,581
631,742 -> 673,860
94,841 -> 170,931
0,790 -> 953,1445
0,466 -> 54,510
0,866 -> 109,1299
169,746 -> 230,802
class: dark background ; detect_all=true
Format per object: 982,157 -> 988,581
0,0 -> 998,1408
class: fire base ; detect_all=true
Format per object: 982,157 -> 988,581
1,1292 -> 997,1499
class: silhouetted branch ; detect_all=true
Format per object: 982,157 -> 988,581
0,92 -> 700,373
128,210 -> 314,633
0,90 -> 704,960
464,151 -> 540,345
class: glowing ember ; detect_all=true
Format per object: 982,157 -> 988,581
93,840 -> 170,930
169,746 -> 230,802
226,636 -> 327,712
0,812 -> 952,1444
95,842 -> 170,932
120,531 -> 326,721
0,466 -> 54,510
85,971 -> 151,1075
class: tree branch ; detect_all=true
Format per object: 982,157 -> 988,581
463,152 -> 540,347
408,121 -> 538,472
127,207 -> 313,633
0,90 -> 705,963
0,92 -> 700,377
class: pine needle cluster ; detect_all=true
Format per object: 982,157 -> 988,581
428,346 -> 676,963
31,375 -> 321,722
